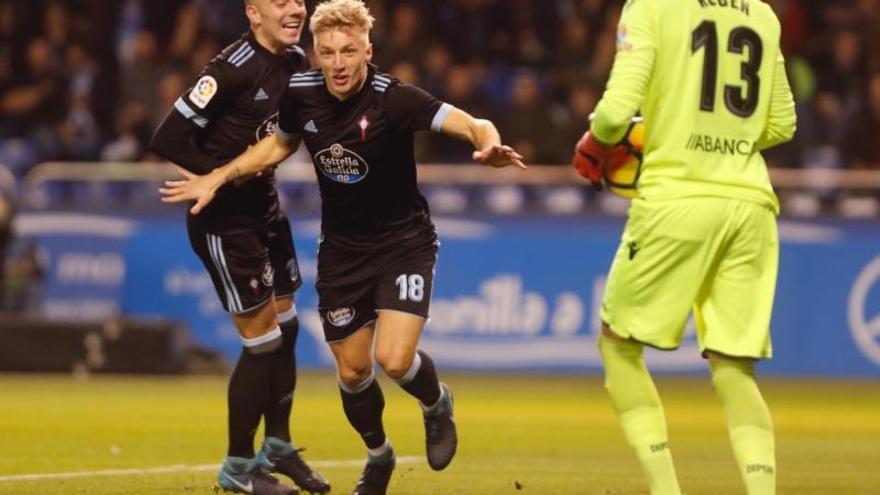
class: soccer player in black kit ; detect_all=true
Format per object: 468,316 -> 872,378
161,1 -> 525,494
150,1 -> 329,494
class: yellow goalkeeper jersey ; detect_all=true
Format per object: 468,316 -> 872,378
591,0 -> 797,212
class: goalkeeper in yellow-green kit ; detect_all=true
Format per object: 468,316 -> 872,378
572,1 -> 796,494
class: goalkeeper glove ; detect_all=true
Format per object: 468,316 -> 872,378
572,130 -> 610,190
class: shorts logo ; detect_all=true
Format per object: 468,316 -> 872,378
327,307 -> 356,327
627,240 -> 640,260
848,255 -> 880,366
261,263 -> 275,287
286,259 -> 299,282
190,75 -> 218,109
315,143 -> 369,184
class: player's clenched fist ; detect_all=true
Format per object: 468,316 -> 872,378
572,131 -> 609,190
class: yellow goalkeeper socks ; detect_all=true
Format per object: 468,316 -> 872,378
710,359 -> 776,495
599,336 -> 682,495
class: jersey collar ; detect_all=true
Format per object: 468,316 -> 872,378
322,63 -> 380,107
246,30 -> 301,66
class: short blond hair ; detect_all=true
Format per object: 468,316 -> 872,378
310,0 -> 375,39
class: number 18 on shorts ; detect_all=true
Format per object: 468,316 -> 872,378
317,238 -> 437,342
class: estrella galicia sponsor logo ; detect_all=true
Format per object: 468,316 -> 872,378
848,255 -> 880,366
256,111 -> 279,140
315,143 -> 369,184
327,307 -> 356,327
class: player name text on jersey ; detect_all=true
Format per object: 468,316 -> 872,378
697,0 -> 750,15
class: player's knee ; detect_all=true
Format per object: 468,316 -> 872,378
275,296 -> 295,322
233,299 -> 279,338
709,355 -> 755,389
338,363 -> 373,388
601,323 -> 627,341
599,334 -> 645,390
374,348 -> 414,380
600,331 -> 642,355
241,326 -> 283,355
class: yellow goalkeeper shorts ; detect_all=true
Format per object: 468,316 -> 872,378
601,197 -> 778,359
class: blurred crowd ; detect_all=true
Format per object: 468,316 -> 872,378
0,0 -> 879,177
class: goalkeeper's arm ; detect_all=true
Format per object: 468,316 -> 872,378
756,52 -> 797,151
589,0 -> 656,145
575,0 -> 656,187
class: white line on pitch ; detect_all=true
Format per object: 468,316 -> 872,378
0,456 -> 422,483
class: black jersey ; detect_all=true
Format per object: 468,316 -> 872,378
151,32 -> 308,233
277,65 -> 451,249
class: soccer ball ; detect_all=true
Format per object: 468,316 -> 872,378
603,117 -> 644,199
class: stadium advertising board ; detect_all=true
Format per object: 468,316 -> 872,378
13,213 -> 131,320
19,212 -> 880,376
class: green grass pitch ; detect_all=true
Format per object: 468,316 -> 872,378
0,372 -> 877,494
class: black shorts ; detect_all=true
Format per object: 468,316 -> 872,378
188,214 -> 302,315
316,224 -> 438,342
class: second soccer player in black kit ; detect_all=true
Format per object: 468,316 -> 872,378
160,1 -> 525,494
150,1 -> 329,494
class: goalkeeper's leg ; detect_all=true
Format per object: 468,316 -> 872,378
709,354 -> 775,495
599,330 -> 682,495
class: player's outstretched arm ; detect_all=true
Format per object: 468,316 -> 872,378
439,107 -> 526,170
160,133 -> 300,214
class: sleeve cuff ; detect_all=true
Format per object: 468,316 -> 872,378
590,107 -> 630,145
275,126 -> 296,142
174,97 -> 209,128
430,102 -> 454,132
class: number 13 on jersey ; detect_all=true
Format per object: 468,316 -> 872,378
691,20 -> 763,117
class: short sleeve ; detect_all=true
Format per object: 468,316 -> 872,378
276,87 -> 302,141
384,83 -> 451,132
174,60 -> 242,129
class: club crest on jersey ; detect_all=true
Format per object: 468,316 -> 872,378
358,114 -> 370,142
190,75 -> 218,109
315,143 -> 369,184
257,112 -> 279,140
326,307 -> 356,327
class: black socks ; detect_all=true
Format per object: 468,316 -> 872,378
263,317 -> 299,442
340,376 -> 387,449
